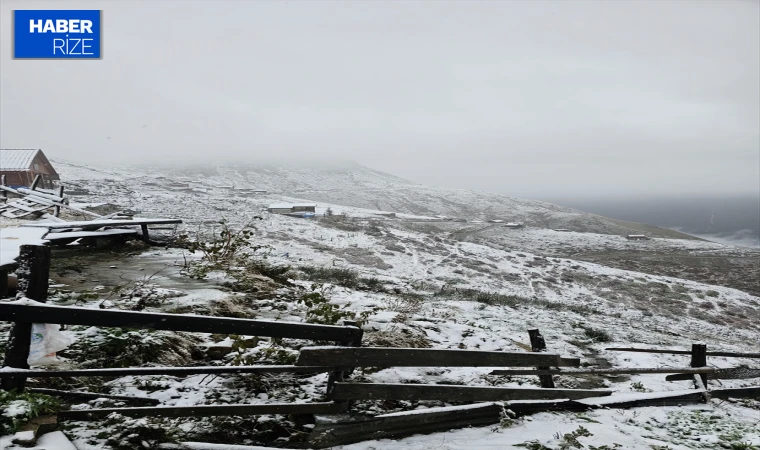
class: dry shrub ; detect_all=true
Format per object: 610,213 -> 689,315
363,325 -> 431,348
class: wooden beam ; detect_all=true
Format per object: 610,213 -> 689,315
0,365 -> 338,378
329,382 -> 612,402
58,402 -> 344,420
309,403 -> 505,448
710,386 -> 760,400
0,303 -> 362,344
605,347 -> 760,358
296,347 -> 566,368
27,388 -> 160,406
666,367 -> 760,381
491,367 -> 718,376
2,245 -> 50,392
30,174 -> 41,190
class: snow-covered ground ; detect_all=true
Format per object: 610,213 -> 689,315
1,161 -> 758,449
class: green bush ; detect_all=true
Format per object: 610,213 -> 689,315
0,391 -> 60,435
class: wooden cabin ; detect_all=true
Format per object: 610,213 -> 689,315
0,149 -> 60,189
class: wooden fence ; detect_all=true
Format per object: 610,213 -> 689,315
1,244 -> 759,449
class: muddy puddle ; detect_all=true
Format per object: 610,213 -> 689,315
48,245 -> 228,305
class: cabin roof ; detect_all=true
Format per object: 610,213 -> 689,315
269,203 -> 317,209
0,149 -> 41,171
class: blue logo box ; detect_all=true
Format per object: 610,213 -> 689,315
13,10 -> 101,59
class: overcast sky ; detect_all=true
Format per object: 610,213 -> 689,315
1,0 -> 758,199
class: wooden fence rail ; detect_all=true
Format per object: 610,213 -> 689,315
0,302 -> 362,344
605,347 -> 760,359
0,365 -> 339,378
328,382 -> 613,402
296,347 -> 579,368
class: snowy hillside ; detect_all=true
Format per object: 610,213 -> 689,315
60,160 -> 700,239
1,160 -> 757,449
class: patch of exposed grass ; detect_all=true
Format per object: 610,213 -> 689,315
299,266 -> 359,287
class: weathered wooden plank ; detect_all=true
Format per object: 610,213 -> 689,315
309,403 -> 504,448
605,347 -> 760,358
329,382 -> 612,402
491,367 -> 718,376
666,367 -> 760,381
59,402 -> 344,420
0,365 -> 338,378
710,386 -> 760,399
296,347 -> 564,368
44,229 -> 137,241
27,388 -> 160,406
0,303 -> 362,343
22,218 -> 182,230
576,390 -> 706,408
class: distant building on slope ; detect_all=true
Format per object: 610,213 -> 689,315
626,234 -> 650,240
504,222 -> 525,229
268,203 -> 317,214
0,149 -> 60,189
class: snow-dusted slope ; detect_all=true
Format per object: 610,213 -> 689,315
58,160 -> 697,239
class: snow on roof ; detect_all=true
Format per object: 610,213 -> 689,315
0,149 -> 40,171
268,203 -> 317,209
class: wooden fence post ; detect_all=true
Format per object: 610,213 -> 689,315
2,245 -> 51,392
1,174 -> 6,201
690,343 -> 708,386
326,320 -> 363,410
528,329 -> 555,388
0,270 -> 8,299
690,343 -> 710,403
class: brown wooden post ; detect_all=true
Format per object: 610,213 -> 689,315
30,175 -> 41,191
140,224 -> 150,242
691,343 -> 708,388
2,245 -> 51,392
1,174 -> 6,202
326,320 -> 363,410
528,329 -> 555,388
54,185 -> 65,217
0,270 -> 8,298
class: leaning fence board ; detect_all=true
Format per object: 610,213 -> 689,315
710,386 -> 760,399
0,302 -> 362,343
59,402 -> 344,420
296,347 -> 567,368
491,367 -> 718,376
329,382 -> 612,402
0,365 -> 338,378
605,347 -> 760,358
666,367 -> 760,381
576,389 -> 706,408
309,402 -> 504,448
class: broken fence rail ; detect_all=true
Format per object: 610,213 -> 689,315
665,367 -> 760,381
605,347 -> 760,359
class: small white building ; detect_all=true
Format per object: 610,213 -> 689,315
268,203 -> 317,214
626,234 -> 650,241
504,222 -> 525,229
